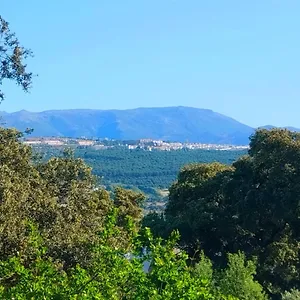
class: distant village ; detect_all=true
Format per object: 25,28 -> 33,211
23,137 -> 249,151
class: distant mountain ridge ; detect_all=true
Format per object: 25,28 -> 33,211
0,106 -> 298,145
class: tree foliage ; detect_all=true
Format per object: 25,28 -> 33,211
282,289 -> 300,300
0,16 -> 33,101
0,128 -> 144,268
0,211 -> 264,299
0,127 -> 268,299
147,129 -> 300,297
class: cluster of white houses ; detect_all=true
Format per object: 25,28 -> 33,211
23,137 -> 249,151
23,137 -> 95,146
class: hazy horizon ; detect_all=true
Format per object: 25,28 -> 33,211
1,106 -> 299,129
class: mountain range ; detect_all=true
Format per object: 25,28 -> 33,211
0,106 -> 298,145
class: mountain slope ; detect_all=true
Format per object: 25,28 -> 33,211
1,106 -> 254,144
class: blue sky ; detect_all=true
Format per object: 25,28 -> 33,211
1,1 -> 300,127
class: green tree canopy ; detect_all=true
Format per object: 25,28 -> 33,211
0,212 -> 267,299
0,16 -> 33,101
148,129 -> 300,297
0,128 -> 145,268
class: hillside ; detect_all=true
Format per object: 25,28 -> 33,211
1,106 -> 255,145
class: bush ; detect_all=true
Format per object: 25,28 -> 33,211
194,251 -> 268,300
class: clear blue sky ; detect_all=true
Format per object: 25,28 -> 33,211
1,1 -> 300,127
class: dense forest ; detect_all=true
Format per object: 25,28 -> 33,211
76,147 -> 245,188
33,145 -> 245,210
34,146 -> 245,189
